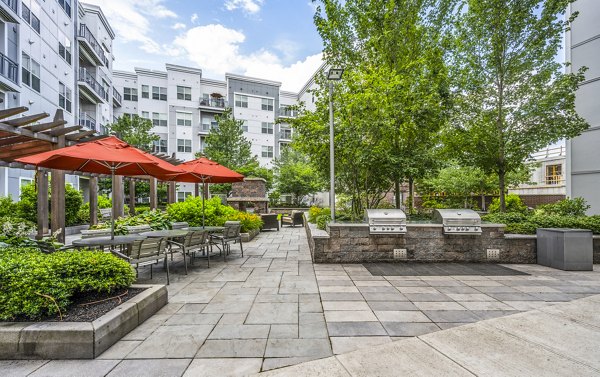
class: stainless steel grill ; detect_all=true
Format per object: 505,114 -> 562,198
365,209 -> 407,235
433,209 -> 482,235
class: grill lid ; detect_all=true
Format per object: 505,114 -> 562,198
433,209 -> 482,235
365,209 -> 407,224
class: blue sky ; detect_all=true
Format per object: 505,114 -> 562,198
84,0 -> 324,92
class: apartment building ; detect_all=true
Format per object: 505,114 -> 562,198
0,0 -> 118,200
566,0 -> 600,215
113,64 -> 300,199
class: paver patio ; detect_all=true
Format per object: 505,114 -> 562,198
4,227 -> 600,376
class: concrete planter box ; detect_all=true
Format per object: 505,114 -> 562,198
65,225 -> 90,236
241,228 -> 260,242
0,284 -> 167,359
537,228 -> 593,271
80,229 -> 111,238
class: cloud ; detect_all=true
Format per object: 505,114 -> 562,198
224,0 -> 264,14
173,24 -> 323,91
191,13 -> 198,23
83,0 -> 177,53
172,23 -> 186,30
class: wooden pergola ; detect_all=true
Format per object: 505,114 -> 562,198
0,106 -> 186,243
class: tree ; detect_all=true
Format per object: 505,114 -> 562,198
106,115 -> 158,151
273,147 -> 323,206
201,108 -> 256,171
448,0 -> 588,211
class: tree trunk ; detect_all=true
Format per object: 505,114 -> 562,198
395,180 -> 401,209
499,170 -> 506,212
408,177 -> 414,213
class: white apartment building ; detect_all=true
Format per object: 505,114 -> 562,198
113,64 -> 299,199
0,0 -> 118,200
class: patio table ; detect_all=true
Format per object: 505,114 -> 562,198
139,230 -> 190,238
184,226 -> 224,233
72,235 -> 146,251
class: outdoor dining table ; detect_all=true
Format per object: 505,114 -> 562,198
71,235 -> 146,251
139,229 -> 190,239
184,226 -> 224,233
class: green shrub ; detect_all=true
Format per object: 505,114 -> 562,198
316,214 -> 331,230
0,196 -> 17,218
135,205 -> 151,214
482,211 -> 600,235
535,197 -> 590,217
229,212 -> 263,232
0,247 -> 135,320
167,196 -> 235,227
64,184 -> 83,226
98,195 -> 112,209
308,206 -> 330,223
17,183 -> 84,226
17,183 -> 37,223
488,194 -> 527,213
0,217 -> 36,247
93,210 -> 170,234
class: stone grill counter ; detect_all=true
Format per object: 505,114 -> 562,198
305,220 -> 600,264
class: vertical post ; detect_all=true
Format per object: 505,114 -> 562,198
168,181 -> 176,204
129,179 -> 136,216
89,176 -> 98,226
149,178 -> 157,210
194,183 -> 199,197
329,81 -> 336,222
112,175 -> 124,218
36,171 -> 48,240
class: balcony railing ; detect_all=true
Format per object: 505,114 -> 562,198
279,129 -> 292,140
78,111 -> 96,132
78,68 -> 108,101
200,97 -> 226,108
278,107 -> 297,118
545,175 -> 564,185
1,0 -> 17,13
78,24 -> 109,66
0,51 -> 17,84
113,87 -> 122,104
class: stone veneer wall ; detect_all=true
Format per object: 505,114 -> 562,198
228,178 -> 268,214
305,218 -> 600,264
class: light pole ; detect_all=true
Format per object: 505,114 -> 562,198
327,68 -> 344,222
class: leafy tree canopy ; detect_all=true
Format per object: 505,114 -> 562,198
106,115 -> 158,152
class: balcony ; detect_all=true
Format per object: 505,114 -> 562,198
0,0 -> 19,23
78,112 -> 97,132
0,51 -> 18,92
278,107 -> 298,118
78,68 -> 108,104
113,87 -> 122,107
78,24 -> 109,67
199,121 -> 218,134
199,97 -> 227,112
279,129 -> 292,141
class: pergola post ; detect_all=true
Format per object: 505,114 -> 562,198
89,176 -> 98,226
50,131 -> 66,243
36,170 -> 48,240
149,178 -> 157,210
112,175 -> 124,218
129,179 -> 136,216
168,181 -> 176,204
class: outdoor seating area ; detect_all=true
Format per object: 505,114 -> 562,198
281,210 -> 305,227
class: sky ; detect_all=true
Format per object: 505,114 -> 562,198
83,0 -> 324,92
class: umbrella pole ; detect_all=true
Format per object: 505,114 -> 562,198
202,181 -> 206,227
111,167 -> 116,240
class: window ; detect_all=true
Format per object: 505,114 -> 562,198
261,98 -> 274,111
153,139 -> 167,153
58,0 -> 72,17
141,111 -> 150,120
261,122 -> 273,134
199,136 -> 206,152
235,94 -> 248,108
261,146 -> 273,158
141,85 -> 149,99
123,87 -> 138,101
58,34 -> 72,64
176,112 -> 192,127
546,164 -> 562,185
22,4 -> 40,33
152,112 -> 167,127
241,120 -> 248,132
22,53 -> 40,92
280,127 -> 292,139
152,86 -> 167,101
177,139 -> 192,153
19,177 -> 33,196
58,82 -> 72,112
177,86 -> 192,101
177,192 -> 192,202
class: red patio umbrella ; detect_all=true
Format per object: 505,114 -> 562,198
17,136 -> 182,239
176,157 -> 245,226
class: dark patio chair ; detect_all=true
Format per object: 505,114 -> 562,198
113,237 -> 170,284
281,210 -> 304,227
210,221 -> 243,261
260,213 -> 279,231
169,230 -> 209,273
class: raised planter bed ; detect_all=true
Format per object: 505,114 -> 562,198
0,284 -> 167,359
241,228 -> 260,242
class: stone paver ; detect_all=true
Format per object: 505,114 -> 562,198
13,227 -> 600,376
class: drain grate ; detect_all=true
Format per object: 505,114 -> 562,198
363,263 -> 529,276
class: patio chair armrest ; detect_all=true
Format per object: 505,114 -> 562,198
111,250 -> 131,261
168,240 -> 184,248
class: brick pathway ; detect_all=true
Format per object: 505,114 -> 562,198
4,227 -> 600,376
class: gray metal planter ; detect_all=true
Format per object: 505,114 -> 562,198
536,228 -> 593,271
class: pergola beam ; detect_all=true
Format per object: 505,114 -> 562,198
0,106 -> 28,120
45,125 -> 82,137
24,119 -> 68,133
4,112 -> 50,127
